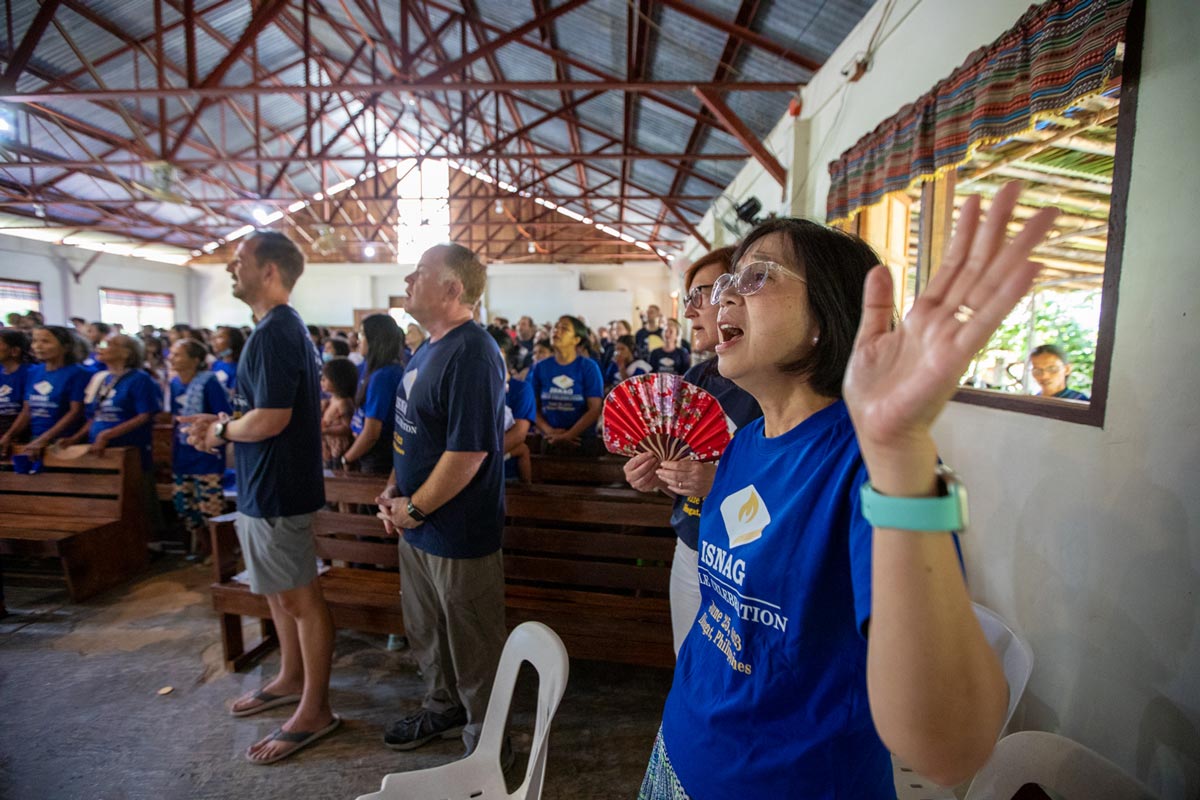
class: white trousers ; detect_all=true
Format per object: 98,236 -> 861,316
669,539 -> 702,656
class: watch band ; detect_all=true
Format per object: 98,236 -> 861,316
859,465 -> 968,532
406,500 -> 428,522
213,420 -> 228,443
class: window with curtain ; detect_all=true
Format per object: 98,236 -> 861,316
0,279 -> 42,321
99,289 -> 176,331
827,0 -> 1141,426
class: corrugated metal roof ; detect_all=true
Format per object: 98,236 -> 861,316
0,0 -> 876,257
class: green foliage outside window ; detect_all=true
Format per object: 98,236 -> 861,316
965,288 -> 1100,396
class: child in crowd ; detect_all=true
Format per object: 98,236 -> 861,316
604,334 -> 652,391
0,330 -> 32,444
320,356 -> 358,471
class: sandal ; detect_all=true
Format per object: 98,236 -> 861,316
247,715 -> 342,765
230,689 -> 302,718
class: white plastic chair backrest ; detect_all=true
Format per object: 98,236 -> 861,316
474,621 -> 570,800
972,602 -> 1034,733
965,731 -> 1158,800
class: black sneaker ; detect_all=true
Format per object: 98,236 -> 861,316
383,707 -> 468,751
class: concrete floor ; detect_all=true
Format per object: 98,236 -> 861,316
0,558 -> 672,800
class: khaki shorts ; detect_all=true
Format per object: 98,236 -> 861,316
235,512 -> 318,595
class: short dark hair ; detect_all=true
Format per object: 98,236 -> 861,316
249,230 -> 305,289
90,321 -> 112,336
322,356 -> 359,400
685,246 -> 737,290
307,324 -> 321,340
178,339 -> 208,364
730,218 -> 882,399
1031,344 -> 1069,363
325,338 -> 350,357
70,316 -> 85,325
0,328 -> 31,363
616,334 -> 637,353
487,325 -> 521,372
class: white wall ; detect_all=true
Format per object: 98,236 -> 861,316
680,0 -> 1200,796
0,235 -> 194,325
190,257 -> 675,331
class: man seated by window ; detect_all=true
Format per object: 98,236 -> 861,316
1029,344 -> 1089,401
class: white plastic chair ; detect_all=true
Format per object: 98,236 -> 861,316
965,731 -> 1158,800
893,602 -> 1034,799
357,621 -> 570,800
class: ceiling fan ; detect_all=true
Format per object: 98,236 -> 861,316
130,161 -> 188,204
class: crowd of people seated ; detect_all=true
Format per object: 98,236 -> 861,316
0,184 -> 1074,793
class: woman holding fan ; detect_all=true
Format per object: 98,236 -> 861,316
638,183 -> 1059,799
623,247 -> 761,654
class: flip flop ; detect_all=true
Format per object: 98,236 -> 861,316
247,715 -> 342,765
230,689 -> 303,718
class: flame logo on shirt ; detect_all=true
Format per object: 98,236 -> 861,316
720,485 -> 770,548
738,491 -> 759,524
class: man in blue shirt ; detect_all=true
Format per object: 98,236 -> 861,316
185,231 -> 338,765
376,243 -> 508,762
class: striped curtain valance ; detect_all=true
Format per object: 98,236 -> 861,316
0,280 -> 41,303
826,0 -> 1132,223
101,289 -> 174,309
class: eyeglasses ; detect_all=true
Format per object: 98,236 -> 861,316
710,260 -> 805,305
683,284 -> 714,310
1030,365 -> 1063,377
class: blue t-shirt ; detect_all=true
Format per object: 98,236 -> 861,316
212,359 -> 237,395
529,356 -> 603,435
1054,387 -> 1089,401
88,370 -> 162,469
0,363 -> 30,417
649,347 -> 691,376
602,358 -> 651,390
26,363 -> 90,438
171,372 -> 233,475
670,359 -> 763,551
233,305 -> 325,518
393,321 -> 506,559
660,401 -> 893,799
350,362 -> 406,474
506,378 -> 536,425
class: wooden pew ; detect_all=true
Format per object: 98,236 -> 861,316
0,446 -> 149,601
504,483 -> 676,668
209,471 -> 677,671
207,472 -> 400,671
528,453 -> 628,486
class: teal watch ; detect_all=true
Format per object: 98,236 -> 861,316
860,464 -> 968,532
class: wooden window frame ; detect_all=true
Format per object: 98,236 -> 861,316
931,0 -> 1145,428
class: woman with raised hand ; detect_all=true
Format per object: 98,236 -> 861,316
623,246 -> 762,655
530,315 -> 604,455
639,183 -> 1059,799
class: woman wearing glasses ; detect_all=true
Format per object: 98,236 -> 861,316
624,246 -> 762,654
640,183 -> 1059,799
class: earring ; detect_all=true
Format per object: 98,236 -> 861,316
811,336 -> 819,345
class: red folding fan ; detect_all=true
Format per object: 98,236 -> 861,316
603,373 -> 731,462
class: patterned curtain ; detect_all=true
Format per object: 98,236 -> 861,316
826,0 -> 1132,223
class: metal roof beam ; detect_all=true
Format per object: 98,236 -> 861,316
693,86 -> 785,187
421,0 -> 591,84
0,80 -> 798,103
653,0 -> 822,73
1,0 -> 65,90
167,0 -> 292,159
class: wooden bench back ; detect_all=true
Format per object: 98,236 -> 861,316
529,454 -> 628,486
504,483 -> 675,596
0,446 -> 139,520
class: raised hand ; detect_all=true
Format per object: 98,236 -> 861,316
843,181 -> 1059,468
